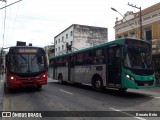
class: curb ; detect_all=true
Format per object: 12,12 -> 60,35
0,75 -> 5,120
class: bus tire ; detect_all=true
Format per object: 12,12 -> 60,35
4,82 -> 9,93
5,83 -> 14,93
58,74 -> 64,84
92,76 -> 103,91
37,85 -> 42,90
118,88 -> 127,93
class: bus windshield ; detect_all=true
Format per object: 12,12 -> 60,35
124,40 -> 152,69
10,53 -> 46,73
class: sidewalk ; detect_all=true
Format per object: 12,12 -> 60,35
0,74 -> 5,112
48,77 -> 58,82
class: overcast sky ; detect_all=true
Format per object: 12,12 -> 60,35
0,0 -> 159,47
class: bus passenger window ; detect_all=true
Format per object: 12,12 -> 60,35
93,49 -> 104,64
70,56 -> 75,67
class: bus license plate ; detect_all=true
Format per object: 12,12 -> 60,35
144,83 -> 149,86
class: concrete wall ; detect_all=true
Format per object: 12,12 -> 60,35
54,24 -> 108,56
73,24 -> 108,50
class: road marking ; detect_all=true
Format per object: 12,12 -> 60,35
154,96 -> 160,99
109,107 -> 147,120
59,89 -> 73,95
149,96 -> 160,99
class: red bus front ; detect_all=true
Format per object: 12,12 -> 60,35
6,47 -> 48,89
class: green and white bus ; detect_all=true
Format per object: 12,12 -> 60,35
50,38 -> 155,91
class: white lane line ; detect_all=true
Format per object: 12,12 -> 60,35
149,95 -> 160,99
59,89 -> 73,95
109,107 -> 147,120
153,96 -> 160,99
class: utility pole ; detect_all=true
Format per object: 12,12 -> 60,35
0,0 -> 6,76
128,2 -> 143,40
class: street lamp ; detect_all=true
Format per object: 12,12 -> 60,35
111,7 -> 137,38
111,7 -> 123,17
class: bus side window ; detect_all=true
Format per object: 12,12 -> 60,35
49,59 -> 54,67
75,53 -> 84,65
83,51 -> 92,65
93,48 -> 104,64
63,56 -> 67,67
70,55 -> 75,68
54,59 -> 58,68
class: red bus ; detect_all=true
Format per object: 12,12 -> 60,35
5,46 -> 48,90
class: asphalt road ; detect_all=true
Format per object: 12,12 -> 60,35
1,78 -> 160,120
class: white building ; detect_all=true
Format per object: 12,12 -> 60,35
54,24 -> 108,56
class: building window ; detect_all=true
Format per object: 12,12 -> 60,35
70,41 -> 73,46
58,39 -> 60,43
62,36 -> 64,41
66,34 -> 68,39
130,31 -> 135,38
70,31 -> 73,36
62,45 -> 64,50
124,34 -> 128,38
145,27 -> 152,41
58,47 -> 60,51
55,40 -> 57,44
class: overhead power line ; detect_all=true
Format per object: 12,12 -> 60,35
0,0 -> 22,10
2,1 -> 7,47
0,0 -> 22,47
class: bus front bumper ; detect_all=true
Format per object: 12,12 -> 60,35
8,79 -> 47,89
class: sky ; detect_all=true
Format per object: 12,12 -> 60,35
0,0 -> 159,48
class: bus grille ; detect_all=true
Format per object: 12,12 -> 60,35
22,78 -> 37,81
134,80 -> 154,86
23,82 -> 35,84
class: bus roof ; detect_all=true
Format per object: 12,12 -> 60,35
51,38 -> 149,59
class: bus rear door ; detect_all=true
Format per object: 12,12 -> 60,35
68,55 -> 75,82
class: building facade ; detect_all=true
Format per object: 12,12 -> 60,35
54,24 -> 108,56
114,2 -> 160,43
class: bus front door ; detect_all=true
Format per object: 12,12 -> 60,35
108,45 -> 122,87
68,55 -> 75,82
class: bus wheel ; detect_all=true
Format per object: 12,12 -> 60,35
37,85 -> 42,90
58,74 -> 64,84
118,88 -> 127,93
4,82 -> 9,93
93,77 -> 103,91
5,83 -> 14,93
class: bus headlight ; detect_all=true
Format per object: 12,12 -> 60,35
42,74 -> 46,78
10,76 -> 17,81
125,74 -> 130,79
125,74 -> 135,81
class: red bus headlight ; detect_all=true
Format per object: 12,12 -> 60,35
43,74 -> 46,78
